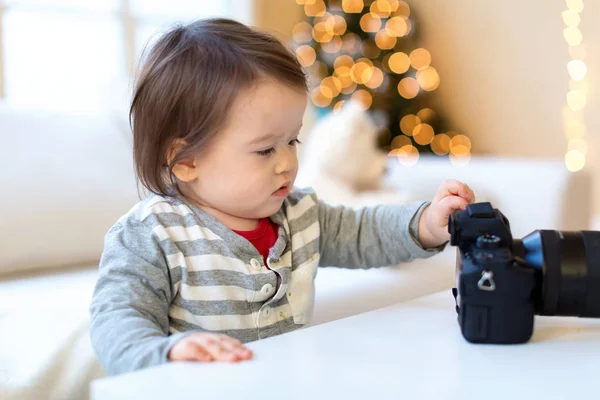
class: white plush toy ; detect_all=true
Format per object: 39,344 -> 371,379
295,101 -> 409,208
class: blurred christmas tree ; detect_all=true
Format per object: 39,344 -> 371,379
292,0 -> 472,165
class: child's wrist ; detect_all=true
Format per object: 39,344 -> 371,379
418,206 -> 448,248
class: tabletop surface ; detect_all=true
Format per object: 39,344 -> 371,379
92,290 -> 600,400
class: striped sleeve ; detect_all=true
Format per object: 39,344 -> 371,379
89,218 -> 192,375
313,191 -> 442,268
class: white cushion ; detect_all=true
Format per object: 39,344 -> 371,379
312,249 -> 457,326
385,155 -> 592,238
0,107 -> 139,275
0,265 -> 103,400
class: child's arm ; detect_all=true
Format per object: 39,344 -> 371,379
89,220 -> 190,375
316,180 -> 474,268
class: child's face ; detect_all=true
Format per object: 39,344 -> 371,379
183,80 -> 307,228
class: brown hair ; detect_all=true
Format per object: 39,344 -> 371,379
130,18 -> 307,197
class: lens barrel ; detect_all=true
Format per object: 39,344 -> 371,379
522,230 -> 600,317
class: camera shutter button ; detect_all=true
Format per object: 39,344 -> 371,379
476,234 -> 501,249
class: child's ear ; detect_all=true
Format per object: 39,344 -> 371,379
168,139 -> 198,183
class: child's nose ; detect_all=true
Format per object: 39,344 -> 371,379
274,147 -> 297,175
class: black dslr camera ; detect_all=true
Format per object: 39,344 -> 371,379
449,202 -> 600,344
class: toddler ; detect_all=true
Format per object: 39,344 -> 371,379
90,18 -> 475,375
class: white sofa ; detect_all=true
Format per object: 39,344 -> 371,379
0,106 -> 592,400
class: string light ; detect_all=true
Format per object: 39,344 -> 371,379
563,0 -> 587,172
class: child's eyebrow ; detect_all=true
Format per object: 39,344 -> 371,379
248,124 -> 303,145
249,133 -> 280,145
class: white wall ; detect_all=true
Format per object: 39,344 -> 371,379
409,0 -> 600,218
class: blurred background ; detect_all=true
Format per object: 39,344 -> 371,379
0,0 -> 598,223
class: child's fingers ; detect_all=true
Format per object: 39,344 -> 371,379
218,335 -> 253,359
191,344 -> 214,362
437,196 -> 469,220
202,337 -> 242,362
434,180 -> 475,204
464,186 -> 476,204
218,337 -> 253,361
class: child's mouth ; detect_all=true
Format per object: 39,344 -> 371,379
273,184 -> 290,197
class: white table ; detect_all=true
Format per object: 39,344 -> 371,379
92,291 -> 600,400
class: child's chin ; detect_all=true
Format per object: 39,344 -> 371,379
261,198 -> 286,214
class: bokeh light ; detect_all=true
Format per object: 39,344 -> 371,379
310,87 -> 332,107
350,58 -> 374,84
392,0 -> 410,18
449,134 -> 472,155
370,0 -> 392,18
292,22 -> 314,43
333,99 -> 346,112
409,48 -> 431,70
416,108 -> 436,122
385,17 -> 408,37
397,77 -> 419,99
342,0 -> 364,13
566,0 -> 584,12
431,133 -> 451,155
388,52 -> 410,74
304,0 -> 326,17
391,144 -> 419,166
399,114 -> 421,136
295,45 -> 317,67
567,59 -> 587,80
413,123 -> 435,145
360,13 -> 381,32
364,67 -> 385,89
319,76 -> 342,98
565,150 -> 585,171
313,21 -> 334,43
562,1 -> 586,171
416,66 -> 440,91
391,135 -> 412,149
351,89 -> 373,110
375,30 -> 397,49
562,10 -> 581,27
564,27 -> 582,46
333,15 -> 348,35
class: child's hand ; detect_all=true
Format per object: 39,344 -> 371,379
418,180 -> 475,248
168,332 -> 253,363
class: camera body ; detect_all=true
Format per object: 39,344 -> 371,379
450,202 -> 600,344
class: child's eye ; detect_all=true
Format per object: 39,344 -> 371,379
289,138 -> 302,146
256,147 -> 276,156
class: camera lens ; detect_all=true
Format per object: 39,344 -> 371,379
520,230 -> 600,317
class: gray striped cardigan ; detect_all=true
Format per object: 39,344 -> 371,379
90,187 -> 440,375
